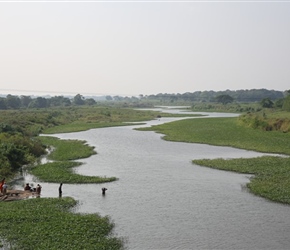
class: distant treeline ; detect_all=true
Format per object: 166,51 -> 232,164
142,89 -> 286,103
0,89 -> 288,109
0,93 -> 95,109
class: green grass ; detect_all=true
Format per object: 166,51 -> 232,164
137,117 -> 290,155
0,197 -> 123,250
193,156 -> 290,204
43,122 -> 134,134
39,136 -> 96,161
31,136 -> 117,183
30,161 -> 117,184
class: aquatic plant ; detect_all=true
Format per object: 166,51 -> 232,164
39,136 -> 96,161
0,197 -> 123,249
138,117 -> 290,155
193,156 -> 290,204
30,161 -> 116,183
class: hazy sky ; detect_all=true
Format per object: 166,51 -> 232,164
0,0 -> 289,96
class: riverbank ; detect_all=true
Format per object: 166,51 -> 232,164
138,116 -> 290,205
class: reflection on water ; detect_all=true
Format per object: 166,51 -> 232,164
15,108 -> 290,249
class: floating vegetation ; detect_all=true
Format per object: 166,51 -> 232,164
0,197 -> 124,250
193,156 -> 290,204
30,161 -> 116,184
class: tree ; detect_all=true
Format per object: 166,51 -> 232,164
85,98 -> 96,105
106,95 -> 113,101
6,94 -> 21,109
49,96 -> 71,107
20,95 -> 32,108
73,94 -> 85,105
260,98 -> 274,108
215,94 -> 234,104
28,97 -> 48,108
0,98 -> 7,110
282,95 -> 290,111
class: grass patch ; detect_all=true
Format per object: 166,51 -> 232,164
0,197 -> 123,250
193,156 -> 290,204
33,136 -> 116,183
39,136 -> 96,161
30,161 -> 117,183
137,117 -> 290,155
43,122 -> 133,134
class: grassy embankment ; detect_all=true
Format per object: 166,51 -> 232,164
138,113 -> 290,204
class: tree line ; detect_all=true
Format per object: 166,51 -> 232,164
142,89 -> 285,103
0,89 -> 288,110
0,94 -> 96,110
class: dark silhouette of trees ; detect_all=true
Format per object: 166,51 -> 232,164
73,94 -> 85,105
215,94 -> 234,104
260,98 -> 274,108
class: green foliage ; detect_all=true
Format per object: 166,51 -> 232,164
30,161 -> 116,183
193,156 -> 290,204
137,117 -> 290,155
6,94 -> 21,109
215,94 -> 234,104
39,136 -> 96,161
260,97 -> 274,108
238,112 -> 290,132
274,98 -> 284,108
0,133 -> 45,177
191,102 -> 260,113
282,95 -> 290,111
73,94 -> 85,105
0,198 -> 123,249
33,136 -> 117,183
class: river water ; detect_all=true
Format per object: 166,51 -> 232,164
16,107 -> 290,249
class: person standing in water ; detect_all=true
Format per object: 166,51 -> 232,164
59,183 -> 63,197
36,184 -> 42,195
102,187 -> 107,195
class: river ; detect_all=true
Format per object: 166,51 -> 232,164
15,107 -> 290,249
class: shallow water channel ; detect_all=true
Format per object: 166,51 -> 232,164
16,107 -> 290,249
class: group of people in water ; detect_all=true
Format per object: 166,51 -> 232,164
1,177 -> 108,198
24,183 -> 42,195
0,178 -> 42,197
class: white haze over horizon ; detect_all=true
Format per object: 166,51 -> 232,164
0,1 -> 289,96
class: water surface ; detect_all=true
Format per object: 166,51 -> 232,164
16,108 -> 290,249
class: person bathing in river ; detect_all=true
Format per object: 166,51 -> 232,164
24,183 -> 32,191
36,184 -> 42,195
102,187 -> 107,195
